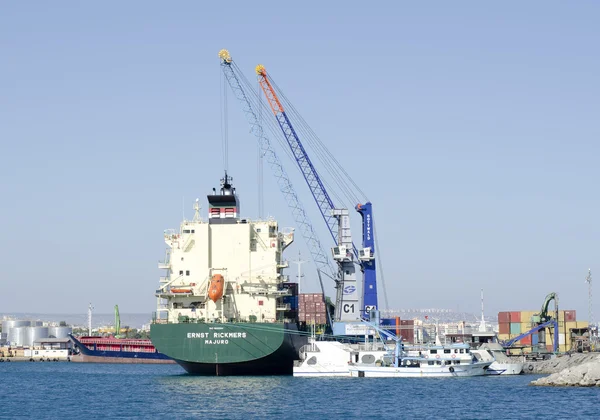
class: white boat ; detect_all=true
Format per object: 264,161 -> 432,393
348,343 -> 492,378
293,338 -> 388,377
294,320 -> 492,378
471,343 -> 523,375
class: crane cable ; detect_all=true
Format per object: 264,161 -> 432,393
268,75 -> 369,205
220,69 -> 229,171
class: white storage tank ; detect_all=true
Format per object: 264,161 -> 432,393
25,326 -> 49,347
2,320 -> 31,340
8,326 -> 28,347
48,326 -> 72,339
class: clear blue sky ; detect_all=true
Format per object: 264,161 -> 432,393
1,2 -> 598,321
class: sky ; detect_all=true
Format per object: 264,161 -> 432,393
1,2 -> 598,321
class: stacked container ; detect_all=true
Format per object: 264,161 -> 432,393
498,309 -> 583,353
298,293 -> 327,324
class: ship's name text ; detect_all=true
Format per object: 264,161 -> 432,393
187,332 -> 247,339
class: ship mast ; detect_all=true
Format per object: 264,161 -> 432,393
291,251 -> 306,293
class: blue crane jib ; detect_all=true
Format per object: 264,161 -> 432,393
255,63 -> 379,321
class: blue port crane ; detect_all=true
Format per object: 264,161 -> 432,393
254,64 -> 378,324
218,50 -> 335,325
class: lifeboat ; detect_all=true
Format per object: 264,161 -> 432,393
170,288 -> 192,294
208,274 -> 224,303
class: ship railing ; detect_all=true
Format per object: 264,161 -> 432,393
277,304 -> 291,311
355,343 -> 387,352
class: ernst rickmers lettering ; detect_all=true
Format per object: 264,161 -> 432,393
150,173 -> 305,375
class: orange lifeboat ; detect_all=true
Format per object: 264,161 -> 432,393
208,274 -> 224,303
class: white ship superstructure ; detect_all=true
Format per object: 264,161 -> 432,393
155,173 -> 294,324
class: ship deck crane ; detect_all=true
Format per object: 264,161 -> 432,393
255,64 -> 378,330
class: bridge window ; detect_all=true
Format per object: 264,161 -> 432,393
444,349 -> 451,354
430,349 -> 437,354
186,270 -> 190,276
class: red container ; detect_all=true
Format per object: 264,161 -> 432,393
305,303 -> 316,313
400,330 -> 414,343
400,320 -> 414,326
520,335 -> 532,345
298,313 -> 306,322
565,310 -> 576,322
498,312 -> 510,323
499,323 -> 510,335
510,312 -> 521,323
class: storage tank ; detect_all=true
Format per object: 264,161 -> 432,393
25,326 -> 49,347
2,319 -> 31,339
48,326 -> 72,339
8,326 -> 28,347
32,320 -> 44,327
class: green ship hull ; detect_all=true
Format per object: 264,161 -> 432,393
151,322 -> 304,375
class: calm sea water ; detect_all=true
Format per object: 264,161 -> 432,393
0,363 -> 597,419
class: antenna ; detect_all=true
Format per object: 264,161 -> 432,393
291,251 -> 306,293
193,198 -> 201,222
478,289 -> 486,332
87,302 -> 94,336
586,269 -> 593,340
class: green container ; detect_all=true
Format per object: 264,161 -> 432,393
510,322 -> 521,335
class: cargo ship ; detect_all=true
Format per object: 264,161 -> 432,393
150,173 -> 305,375
69,335 -> 174,364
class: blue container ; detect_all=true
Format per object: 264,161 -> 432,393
532,334 -> 539,345
381,318 -> 396,326
291,296 -> 298,310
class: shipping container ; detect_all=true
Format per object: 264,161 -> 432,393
510,323 -> 521,335
400,330 -> 414,343
400,320 -> 414,326
576,321 -> 589,329
498,333 -> 511,341
559,334 -> 566,345
520,322 -> 532,332
564,310 -> 576,322
520,311 -> 537,323
520,335 -> 532,345
510,312 -> 521,323
565,321 -> 577,332
532,334 -> 539,345
498,312 -> 510,323
499,323 -> 510,335
546,344 -> 554,352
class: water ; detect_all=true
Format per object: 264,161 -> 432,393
0,363 -> 597,419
